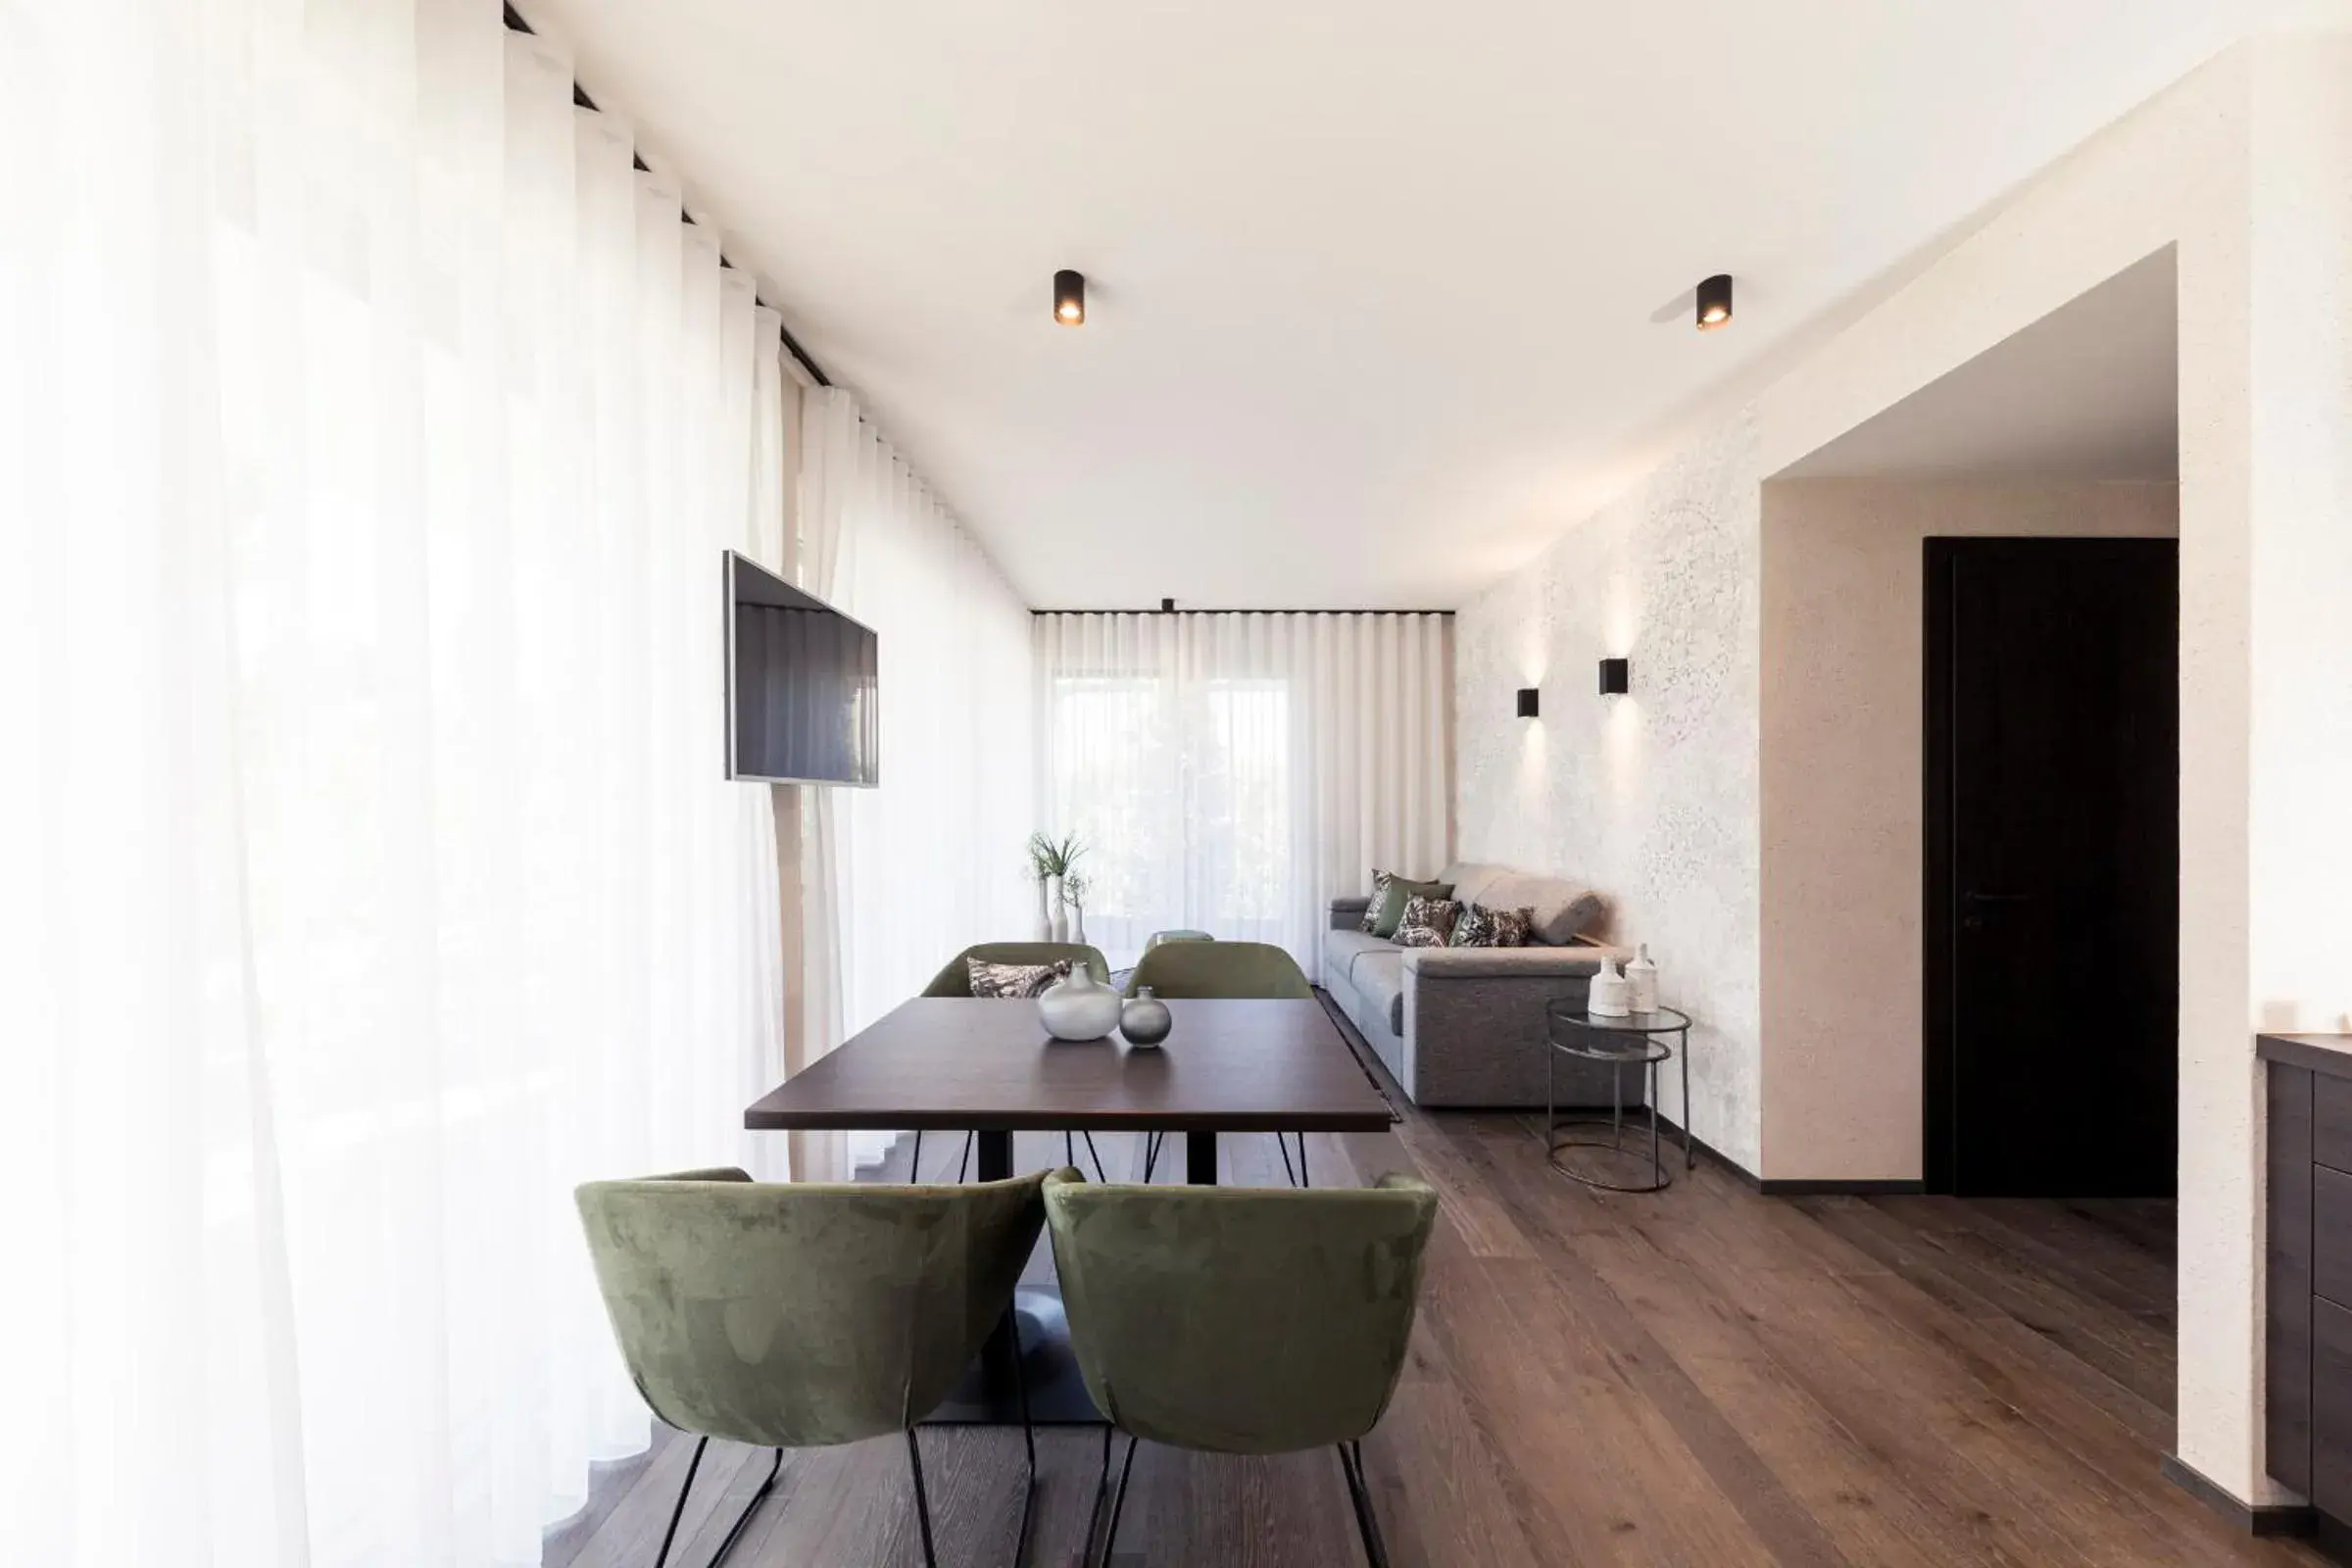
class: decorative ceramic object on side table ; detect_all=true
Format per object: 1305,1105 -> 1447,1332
1120,985 -> 1172,1048
1626,943 -> 1659,1013
1588,956 -> 1633,1017
1063,871 -> 1090,947
1048,877 -> 1069,943
1039,964 -> 1122,1041
1031,877 -> 1054,941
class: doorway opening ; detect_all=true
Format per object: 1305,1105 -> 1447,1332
1922,537 -> 2180,1197
1759,243 -> 2181,1206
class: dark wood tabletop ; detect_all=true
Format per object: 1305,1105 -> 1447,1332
743,996 -> 1396,1134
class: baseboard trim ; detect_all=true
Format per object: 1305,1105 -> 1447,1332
1309,1002 -> 1927,1196
1639,1111 -> 1924,1195
2159,1452 -> 2317,1538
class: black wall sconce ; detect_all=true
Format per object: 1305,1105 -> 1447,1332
1054,269 -> 1086,325
1516,687 -> 1540,718
1695,272 -> 1733,331
1598,658 -> 1630,696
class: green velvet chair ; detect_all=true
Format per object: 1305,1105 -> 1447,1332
1122,940 -> 1317,1186
1123,938 -> 1310,1001
1143,928 -> 1213,951
575,1167 -> 1048,1568
917,942 -> 1112,1183
1042,1168 -> 1439,1567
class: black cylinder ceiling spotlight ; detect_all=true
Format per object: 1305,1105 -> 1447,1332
1695,273 -> 1734,331
1054,269 -> 1086,325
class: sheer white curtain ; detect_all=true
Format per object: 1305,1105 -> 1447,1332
797,388 -> 1034,1171
3,3 -> 785,1564
1035,612 -> 1453,971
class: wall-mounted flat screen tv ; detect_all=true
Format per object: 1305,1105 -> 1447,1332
725,551 -> 878,786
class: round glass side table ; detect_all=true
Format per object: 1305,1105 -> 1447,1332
1543,1001 -> 1694,1194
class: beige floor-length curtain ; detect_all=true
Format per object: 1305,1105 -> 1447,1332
786,386 -> 859,1182
1034,612 -> 1454,971
793,386 -> 1036,1172
3,2 -> 787,1561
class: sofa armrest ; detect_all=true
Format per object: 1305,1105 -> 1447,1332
1400,944 -> 1624,980
1330,896 -> 1371,931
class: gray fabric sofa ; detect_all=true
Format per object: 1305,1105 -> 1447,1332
1324,861 -> 1626,1108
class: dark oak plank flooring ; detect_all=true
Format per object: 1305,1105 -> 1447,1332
552,1090 -> 2320,1566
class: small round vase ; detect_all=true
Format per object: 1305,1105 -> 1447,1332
1039,964 -> 1121,1042
1120,986 -> 1172,1049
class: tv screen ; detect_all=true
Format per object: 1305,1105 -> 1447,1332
725,551 -> 878,786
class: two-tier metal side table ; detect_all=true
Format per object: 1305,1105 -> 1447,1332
1542,1001 -> 1693,1193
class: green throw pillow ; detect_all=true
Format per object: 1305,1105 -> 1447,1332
1368,870 -> 1453,939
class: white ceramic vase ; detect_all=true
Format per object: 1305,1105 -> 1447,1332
1589,956 -> 1633,1017
1039,963 -> 1121,1041
1033,877 -> 1054,941
1069,901 -> 1087,945
1626,943 -> 1659,1013
1048,876 -> 1069,943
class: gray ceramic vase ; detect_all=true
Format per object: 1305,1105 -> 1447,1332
1119,986 -> 1172,1048
1039,964 -> 1122,1042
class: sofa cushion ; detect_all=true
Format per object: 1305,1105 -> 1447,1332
1323,928 -> 1395,985
965,957 -> 1073,997
1365,869 -> 1453,938
1394,896 -> 1462,948
1449,903 -> 1532,948
1439,861 -> 1510,908
1350,948 -> 1407,1038
1483,871 -> 1604,946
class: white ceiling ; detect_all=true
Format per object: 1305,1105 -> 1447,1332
1780,247 -> 2180,481
528,1 -> 2266,609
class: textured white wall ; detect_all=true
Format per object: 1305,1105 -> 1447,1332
2247,36 -> 2352,1043
1452,35 -> 2334,1505
1455,415 -> 1764,1170
1758,479 -> 2180,1183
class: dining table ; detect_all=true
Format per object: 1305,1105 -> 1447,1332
742,994 -> 1397,1423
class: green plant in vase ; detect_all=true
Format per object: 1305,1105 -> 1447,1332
1026,831 -> 1088,941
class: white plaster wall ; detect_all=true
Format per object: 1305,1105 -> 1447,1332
1757,479 -> 2180,1184
1452,38 -> 2322,1502
1455,415 -> 1764,1171
2246,37 -> 2352,1041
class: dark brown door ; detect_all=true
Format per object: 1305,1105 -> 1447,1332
1925,538 -> 2178,1197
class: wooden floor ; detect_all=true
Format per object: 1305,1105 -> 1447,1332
551,1085 -> 2324,1566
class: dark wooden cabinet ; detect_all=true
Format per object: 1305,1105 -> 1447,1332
2265,1034 -> 2352,1534
2317,1299 -> 2352,1522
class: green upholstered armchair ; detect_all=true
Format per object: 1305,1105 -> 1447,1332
575,1167 -> 1048,1568
1122,939 -> 1317,1186
1042,1167 -> 1439,1566
1123,938 -> 1309,1000
916,943 -> 1112,1184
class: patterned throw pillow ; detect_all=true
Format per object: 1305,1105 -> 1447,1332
1394,896 -> 1462,949
1363,869 -> 1454,938
1448,904 -> 1535,949
965,957 -> 1073,998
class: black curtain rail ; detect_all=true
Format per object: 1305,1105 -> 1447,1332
501,2 -> 831,388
